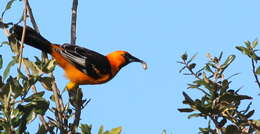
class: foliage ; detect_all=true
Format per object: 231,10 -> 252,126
236,39 -> 260,91
178,49 -> 260,133
0,0 -> 122,134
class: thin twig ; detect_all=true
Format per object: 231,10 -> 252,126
26,1 -> 48,61
70,0 -> 82,132
26,3 -> 39,32
72,89 -> 82,132
71,0 -> 78,45
17,0 -> 28,76
50,76 -> 66,133
251,59 -> 260,89
183,60 -> 201,80
209,116 -> 222,134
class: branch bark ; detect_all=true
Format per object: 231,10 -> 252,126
17,0 -> 28,74
251,59 -> 260,89
69,0 -> 84,133
71,0 -> 78,45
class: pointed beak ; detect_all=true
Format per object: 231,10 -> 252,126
128,55 -> 148,70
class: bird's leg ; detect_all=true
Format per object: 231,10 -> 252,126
66,81 -> 78,91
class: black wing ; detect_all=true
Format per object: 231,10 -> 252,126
58,43 -> 111,79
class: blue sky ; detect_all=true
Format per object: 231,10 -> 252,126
1,0 -> 260,133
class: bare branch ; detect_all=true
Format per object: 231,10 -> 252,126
251,59 -> 260,89
26,0 -> 49,61
69,1 -> 86,132
17,0 -> 28,75
26,2 -> 39,32
71,0 -> 78,45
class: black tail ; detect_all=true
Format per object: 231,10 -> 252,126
10,24 -> 52,53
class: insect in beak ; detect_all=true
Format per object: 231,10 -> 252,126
126,54 -> 148,70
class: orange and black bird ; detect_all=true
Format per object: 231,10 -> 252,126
10,25 -> 147,90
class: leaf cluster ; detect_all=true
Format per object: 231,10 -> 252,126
236,39 -> 260,91
0,55 -> 49,134
178,52 -> 260,134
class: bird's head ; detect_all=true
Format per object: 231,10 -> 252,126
106,51 -> 147,74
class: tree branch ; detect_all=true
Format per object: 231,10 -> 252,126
69,0 -> 85,133
17,0 -> 28,75
251,59 -> 260,89
26,2 -> 39,32
71,0 -> 78,45
26,0 -> 49,61
209,116 -> 222,134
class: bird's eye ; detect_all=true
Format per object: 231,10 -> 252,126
124,53 -> 131,57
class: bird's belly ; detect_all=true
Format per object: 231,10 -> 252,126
65,67 -> 111,85
51,49 -> 111,85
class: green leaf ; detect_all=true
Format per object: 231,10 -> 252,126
21,75 -> 39,92
98,126 -> 104,134
245,110 -> 255,118
7,35 -> 20,55
24,91 -> 45,102
0,55 -> 2,69
17,99 -> 49,130
80,124 -> 92,134
204,64 -> 213,73
8,77 -> 23,97
36,124 -> 47,134
39,77 -> 54,91
220,79 -> 229,95
161,129 -> 167,134
23,58 -> 43,75
182,92 -> 194,105
33,99 -> 49,115
1,0 -> 17,18
256,66 -> 260,74
11,109 -> 23,128
220,55 -> 235,69
252,39 -> 258,48
3,57 -> 16,80
224,125 -> 239,134
219,118 -> 227,128
188,63 -> 196,70
199,127 -> 211,133
187,113 -> 203,119
237,94 -> 253,100
235,46 -> 247,54
181,53 -> 187,61
17,69 -> 28,80
218,51 -> 223,60
49,95 -> 55,102
244,40 -> 251,48
187,83 -> 200,89
178,108 -> 194,112
43,59 -> 56,73
1,41 -> 9,46
109,127 -> 122,134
